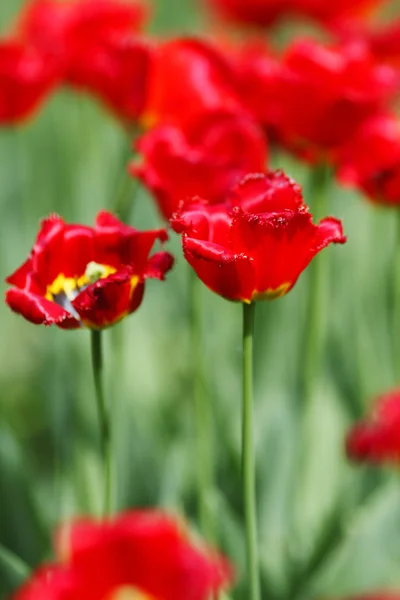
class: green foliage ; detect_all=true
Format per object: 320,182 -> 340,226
1,1 -> 400,599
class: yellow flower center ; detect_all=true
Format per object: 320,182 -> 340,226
109,587 -> 155,600
250,282 -> 291,302
46,262 -> 117,302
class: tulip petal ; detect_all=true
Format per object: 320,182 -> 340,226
5,288 -> 80,328
72,270 -> 144,328
95,210 -> 168,272
183,235 -> 255,301
229,171 -> 304,213
145,251 -> 174,280
231,207 -> 346,297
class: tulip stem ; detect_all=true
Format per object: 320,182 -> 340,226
242,301 -> 261,600
90,330 -> 112,517
301,164 -> 331,403
394,212 -> 400,380
189,270 -> 214,541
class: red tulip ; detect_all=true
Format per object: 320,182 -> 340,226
5,212 -> 173,329
335,18 -> 400,67
336,113 -> 400,206
234,39 -> 397,162
230,41 -> 280,133
18,0 -> 147,62
171,172 -> 346,303
132,111 -> 268,220
14,511 -> 233,600
17,0 -> 149,121
368,19 -> 400,65
346,389 -> 400,465
67,35 -> 153,122
206,0 -> 385,28
0,40 -> 59,124
142,38 -> 244,130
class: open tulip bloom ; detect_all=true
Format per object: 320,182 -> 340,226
171,172 -> 346,303
206,0 -> 385,28
13,510 -> 233,600
172,170 -> 346,600
15,0 -> 150,123
346,389 -> 400,466
5,211 -> 173,330
0,39 -> 60,124
133,111 -> 268,220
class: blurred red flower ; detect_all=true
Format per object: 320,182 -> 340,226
66,36 -> 153,123
206,0 -> 385,28
0,40 -> 59,124
335,18 -> 400,67
233,39 -> 397,162
5,211 -> 173,329
17,0 -> 149,121
142,38 -> 244,130
132,111 -> 268,220
346,389 -> 400,465
367,19 -> 400,65
171,172 -> 346,302
18,0 -> 147,61
229,41 -> 280,133
14,510 -> 233,600
336,113 -> 400,206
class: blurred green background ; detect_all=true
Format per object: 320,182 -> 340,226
2,1 -> 400,599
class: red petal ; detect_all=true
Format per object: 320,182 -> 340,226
5,289 -> 80,329
72,270 -> 144,328
229,171 -> 304,213
95,211 -> 169,272
143,38 -> 243,130
171,201 -> 232,246
31,214 -> 66,287
230,208 -> 345,297
183,235 -> 255,301
145,251 -> 174,280
12,564 -> 72,600
61,510 -> 234,600
0,40 -> 59,124
6,258 -> 34,288
61,224 -> 95,277
133,113 -> 267,220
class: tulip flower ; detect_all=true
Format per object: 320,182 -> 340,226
13,510 -> 233,600
133,111 -> 268,220
346,389 -> 400,466
142,38 -> 244,130
172,170 -> 345,600
0,39 -> 59,124
172,172 -> 345,303
5,211 -> 173,516
206,0 -> 386,28
17,0 -> 149,122
18,0 -> 147,63
5,211 -> 173,330
232,39 -> 397,162
336,113 -> 400,206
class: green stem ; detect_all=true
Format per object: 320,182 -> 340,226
90,330 -> 112,517
394,211 -> 400,381
301,164 -> 331,403
242,302 -> 261,600
189,270 -> 214,541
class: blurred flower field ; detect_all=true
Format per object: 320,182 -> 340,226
2,0 -> 400,599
